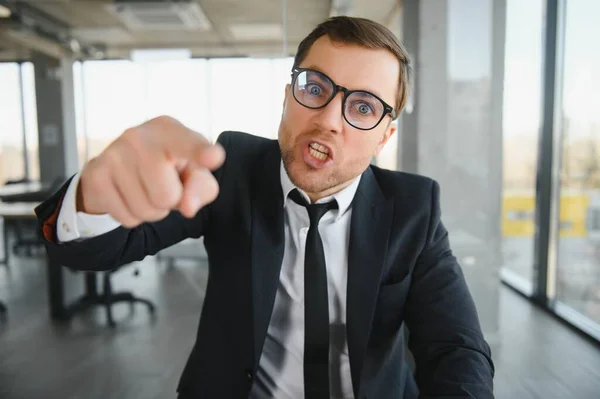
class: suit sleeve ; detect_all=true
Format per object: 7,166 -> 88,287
34,132 -> 230,273
403,180 -> 495,398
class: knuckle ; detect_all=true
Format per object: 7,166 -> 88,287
151,184 -> 181,209
156,115 -> 174,123
101,146 -> 123,170
151,115 -> 178,128
122,126 -> 140,140
121,129 -> 145,153
87,166 -> 110,191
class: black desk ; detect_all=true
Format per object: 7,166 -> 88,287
0,182 -> 45,196
0,181 -> 52,202
47,259 -> 100,321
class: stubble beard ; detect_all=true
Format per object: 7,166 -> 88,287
279,126 -> 360,196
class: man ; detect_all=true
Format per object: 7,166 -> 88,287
36,16 -> 494,399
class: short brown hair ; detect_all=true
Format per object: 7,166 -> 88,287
294,16 -> 412,117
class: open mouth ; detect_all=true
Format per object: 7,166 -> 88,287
308,142 -> 330,161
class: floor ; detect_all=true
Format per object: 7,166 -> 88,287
1,242 -> 600,398
493,285 -> 600,399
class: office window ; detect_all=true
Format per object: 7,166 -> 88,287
207,57 -> 293,141
76,57 -> 294,163
21,63 -> 39,181
500,0 -> 544,294
555,0 -> 600,326
75,59 -> 209,162
142,59 -> 209,137
77,60 -> 146,161
0,63 -> 26,183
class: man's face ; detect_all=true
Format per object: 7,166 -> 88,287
278,35 -> 399,200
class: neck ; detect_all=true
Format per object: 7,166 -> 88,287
304,179 -> 354,203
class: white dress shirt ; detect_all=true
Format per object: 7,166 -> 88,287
56,162 -> 361,399
56,171 -> 121,241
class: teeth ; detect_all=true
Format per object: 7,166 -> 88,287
310,142 -> 329,154
309,147 -> 328,161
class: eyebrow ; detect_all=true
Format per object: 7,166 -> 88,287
302,64 -> 389,102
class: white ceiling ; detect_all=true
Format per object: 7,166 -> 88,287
0,0 -> 401,61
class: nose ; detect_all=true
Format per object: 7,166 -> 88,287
315,92 -> 344,133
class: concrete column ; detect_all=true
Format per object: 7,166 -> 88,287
32,52 -> 79,185
400,0 -> 506,344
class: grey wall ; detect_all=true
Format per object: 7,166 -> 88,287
400,0 -> 506,344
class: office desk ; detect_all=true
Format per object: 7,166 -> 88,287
0,201 -> 38,218
0,201 -> 38,265
0,201 -> 38,315
0,181 -> 47,197
0,201 -> 98,320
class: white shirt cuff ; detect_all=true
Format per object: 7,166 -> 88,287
56,172 -> 121,242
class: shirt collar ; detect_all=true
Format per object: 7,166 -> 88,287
280,160 -> 361,220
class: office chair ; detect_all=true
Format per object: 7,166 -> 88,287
98,266 -> 156,328
2,178 -> 35,258
10,223 -> 43,257
3,177 -> 64,257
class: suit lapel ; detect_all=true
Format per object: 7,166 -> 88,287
250,140 -> 286,368
347,167 -> 394,398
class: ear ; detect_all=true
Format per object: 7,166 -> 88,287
283,84 -> 291,108
374,123 -> 397,156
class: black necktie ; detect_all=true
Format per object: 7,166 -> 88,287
288,189 -> 338,399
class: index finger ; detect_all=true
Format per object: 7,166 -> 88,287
144,116 -> 226,170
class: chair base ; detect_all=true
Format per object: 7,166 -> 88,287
60,291 -> 156,328
101,291 -> 156,328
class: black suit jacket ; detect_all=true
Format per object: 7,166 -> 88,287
35,131 -> 494,398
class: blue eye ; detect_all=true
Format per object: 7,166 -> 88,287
357,103 -> 373,115
307,83 -> 322,96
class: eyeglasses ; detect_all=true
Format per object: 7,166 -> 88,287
290,68 -> 396,131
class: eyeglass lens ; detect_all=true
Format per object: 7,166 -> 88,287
293,69 -> 386,130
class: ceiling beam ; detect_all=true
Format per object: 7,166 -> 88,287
3,28 -> 65,59
104,41 -> 303,59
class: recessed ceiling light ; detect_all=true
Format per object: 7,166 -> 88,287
229,24 -> 283,41
0,5 -> 12,18
131,48 -> 192,63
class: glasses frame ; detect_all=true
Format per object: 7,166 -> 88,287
290,67 -> 397,131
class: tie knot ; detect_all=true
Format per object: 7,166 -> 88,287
288,189 -> 338,225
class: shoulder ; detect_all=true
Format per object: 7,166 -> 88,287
216,131 -> 275,154
215,130 -> 278,166
212,131 -> 280,186
368,165 -> 441,210
370,165 -> 439,196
